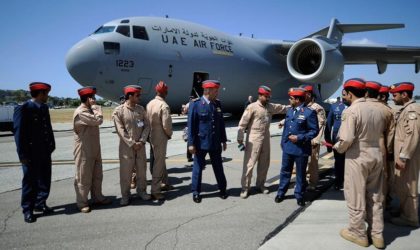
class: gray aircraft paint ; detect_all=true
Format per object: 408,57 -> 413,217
66,17 -> 420,113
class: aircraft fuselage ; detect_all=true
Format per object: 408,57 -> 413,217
66,17 -> 340,112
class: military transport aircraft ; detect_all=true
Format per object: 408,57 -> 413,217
66,17 -> 420,113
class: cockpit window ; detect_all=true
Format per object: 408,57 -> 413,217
133,26 -> 149,40
116,25 -> 130,37
93,26 -> 115,34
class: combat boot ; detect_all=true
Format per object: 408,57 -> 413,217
371,236 -> 385,249
152,193 -> 165,201
240,189 -> 248,199
257,186 -> 269,194
120,197 -> 130,206
137,192 -> 151,201
80,206 -> 91,213
339,228 -> 369,247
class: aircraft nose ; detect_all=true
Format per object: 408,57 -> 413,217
66,38 -> 100,84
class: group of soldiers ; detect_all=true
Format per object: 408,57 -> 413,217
13,81 -> 174,222
236,79 -> 420,249
319,79 -> 419,249
12,78 -> 420,249
74,82 -> 174,210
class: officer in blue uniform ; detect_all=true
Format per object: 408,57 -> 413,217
188,80 -> 228,203
13,82 -> 55,223
325,97 -> 347,190
275,87 -> 318,206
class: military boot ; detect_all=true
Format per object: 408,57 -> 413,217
339,228 -> 369,247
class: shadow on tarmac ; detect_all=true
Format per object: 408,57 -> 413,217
384,223 -> 416,246
0,133 -> 14,137
382,196 -> 420,245
167,166 -> 192,174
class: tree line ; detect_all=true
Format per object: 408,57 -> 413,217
0,89 -> 111,107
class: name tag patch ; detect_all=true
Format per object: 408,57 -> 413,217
408,112 -> 417,120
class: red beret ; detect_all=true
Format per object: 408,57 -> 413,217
390,82 -> 415,93
78,86 -> 96,97
29,82 -> 51,92
365,81 -> 382,91
202,80 -> 220,89
124,85 -> 142,95
299,84 -> 313,93
288,87 -> 306,97
379,86 -> 390,94
344,78 -> 365,90
258,85 -> 271,96
155,81 -> 168,93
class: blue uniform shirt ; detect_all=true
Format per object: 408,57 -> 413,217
326,102 -> 347,143
281,104 -> 319,156
13,100 -> 55,160
188,96 -> 227,151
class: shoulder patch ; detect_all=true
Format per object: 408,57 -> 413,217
408,111 -> 417,120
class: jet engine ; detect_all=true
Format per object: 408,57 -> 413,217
287,36 -> 344,83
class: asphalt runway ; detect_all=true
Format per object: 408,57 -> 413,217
0,118 -> 337,249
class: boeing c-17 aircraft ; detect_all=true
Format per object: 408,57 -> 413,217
66,17 -> 420,113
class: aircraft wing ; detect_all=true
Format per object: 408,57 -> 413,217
282,18 -> 420,82
341,44 -> 420,73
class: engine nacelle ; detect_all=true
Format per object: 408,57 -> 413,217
287,36 -> 344,83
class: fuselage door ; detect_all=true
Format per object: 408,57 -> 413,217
191,72 -> 209,98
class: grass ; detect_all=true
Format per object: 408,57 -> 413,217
49,107 -> 115,123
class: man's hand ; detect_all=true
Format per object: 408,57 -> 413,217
222,142 -> 227,151
288,135 -> 298,143
91,104 -> 102,115
237,140 -> 243,145
395,158 -> 407,170
188,145 -> 196,155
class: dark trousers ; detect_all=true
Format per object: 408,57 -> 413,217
333,149 -> 345,188
277,152 -> 308,200
191,148 -> 227,195
21,156 -> 52,213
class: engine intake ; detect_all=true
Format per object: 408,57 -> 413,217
287,37 -> 344,83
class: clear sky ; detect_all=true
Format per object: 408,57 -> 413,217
1,0 -> 419,98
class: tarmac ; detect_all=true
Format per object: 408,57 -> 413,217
260,183 -> 420,250
0,117 -> 419,249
